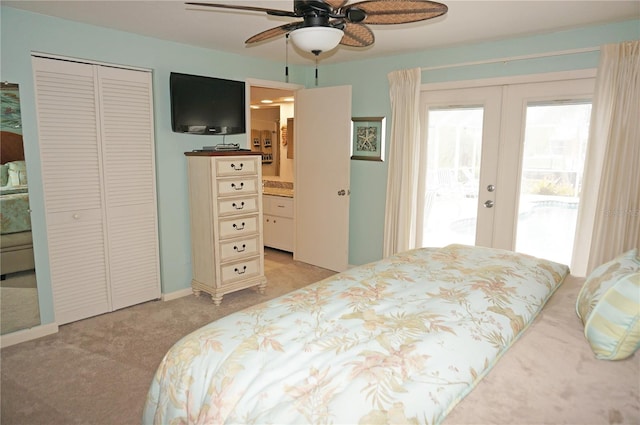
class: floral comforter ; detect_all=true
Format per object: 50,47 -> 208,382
0,186 -> 31,234
143,244 -> 569,425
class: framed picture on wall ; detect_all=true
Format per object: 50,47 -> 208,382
351,117 -> 385,161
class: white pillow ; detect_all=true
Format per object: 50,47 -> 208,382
7,160 -> 27,186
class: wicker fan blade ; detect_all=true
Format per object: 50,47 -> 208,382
339,22 -> 374,47
246,22 -> 305,44
186,2 -> 298,18
325,0 -> 349,9
349,0 -> 447,25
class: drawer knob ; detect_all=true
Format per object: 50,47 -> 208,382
234,265 -> 247,275
230,163 -> 244,171
233,244 -> 246,253
232,201 -> 245,210
233,222 -> 245,231
231,182 -> 245,191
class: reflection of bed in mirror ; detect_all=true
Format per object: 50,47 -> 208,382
1,131 -> 35,276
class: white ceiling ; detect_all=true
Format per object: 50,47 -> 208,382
4,1 -> 639,65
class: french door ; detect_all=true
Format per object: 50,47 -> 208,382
419,86 -> 502,248
420,76 -> 594,265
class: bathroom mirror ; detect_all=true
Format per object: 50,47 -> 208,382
249,85 -> 295,182
0,82 -> 40,335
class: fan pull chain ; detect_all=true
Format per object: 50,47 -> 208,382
285,34 -> 289,83
315,55 -> 319,86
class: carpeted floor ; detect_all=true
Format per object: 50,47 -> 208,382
0,248 -> 336,425
1,271 -> 40,335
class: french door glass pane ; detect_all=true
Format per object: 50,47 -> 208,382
422,107 -> 483,247
515,102 -> 591,265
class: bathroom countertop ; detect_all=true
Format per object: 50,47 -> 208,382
263,187 -> 294,197
263,179 -> 293,198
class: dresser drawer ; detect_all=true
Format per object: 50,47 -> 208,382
217,177 -> 259,197
215,157 -> 259,177
219,235 -> 260,261
218,214 -> 259,239
220,256 -> 261,284
217,195 -> 259,216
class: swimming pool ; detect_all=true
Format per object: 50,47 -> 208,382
424,197 -> 579,265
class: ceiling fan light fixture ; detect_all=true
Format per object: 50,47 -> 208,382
289,26 -> 343,55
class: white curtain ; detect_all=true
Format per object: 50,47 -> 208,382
572,41 -> 640,276
383,68 -> 422,257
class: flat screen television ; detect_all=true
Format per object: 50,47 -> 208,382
170,72 -> 246,135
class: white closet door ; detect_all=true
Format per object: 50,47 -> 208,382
32,57 -> 111,324
97,66 -> 161,309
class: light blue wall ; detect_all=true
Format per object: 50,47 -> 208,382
1,4 -> 638,329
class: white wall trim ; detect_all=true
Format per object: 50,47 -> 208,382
161,287 -> 193,302
245,78 -> 304,91
421,69 -> 597,92
421,47 -> 600,72
31,51 -> 151,73
0,323 -> 59,348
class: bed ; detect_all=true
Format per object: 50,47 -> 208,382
143,244 -> 640,424
1,130 -> 34,276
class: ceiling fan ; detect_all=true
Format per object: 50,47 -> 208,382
186,0 -> 448,55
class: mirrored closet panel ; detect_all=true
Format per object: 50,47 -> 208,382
0,82 -> 40,335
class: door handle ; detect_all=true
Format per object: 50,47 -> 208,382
484,200 -> 494,208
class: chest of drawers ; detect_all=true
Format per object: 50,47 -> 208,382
185,152 -> 267,305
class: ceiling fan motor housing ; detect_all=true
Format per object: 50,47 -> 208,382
295,0 -> 333,27
294,0 -> 331,15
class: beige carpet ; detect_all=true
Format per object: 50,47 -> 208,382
0,271 -> 40,335
0,249 -> 335,425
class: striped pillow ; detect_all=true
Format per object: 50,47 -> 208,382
576,249 -> 640,360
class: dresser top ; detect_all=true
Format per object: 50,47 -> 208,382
185,150 -> 261,157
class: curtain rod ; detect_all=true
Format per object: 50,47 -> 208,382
421,46 -> 600,71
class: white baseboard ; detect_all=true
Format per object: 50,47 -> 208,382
161,287 -> 193,302
0,322 -> 59,348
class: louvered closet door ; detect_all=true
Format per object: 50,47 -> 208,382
97,66 -> 160,310
32,57 -> 110,324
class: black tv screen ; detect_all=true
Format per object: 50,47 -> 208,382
170,72 -> 245,135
